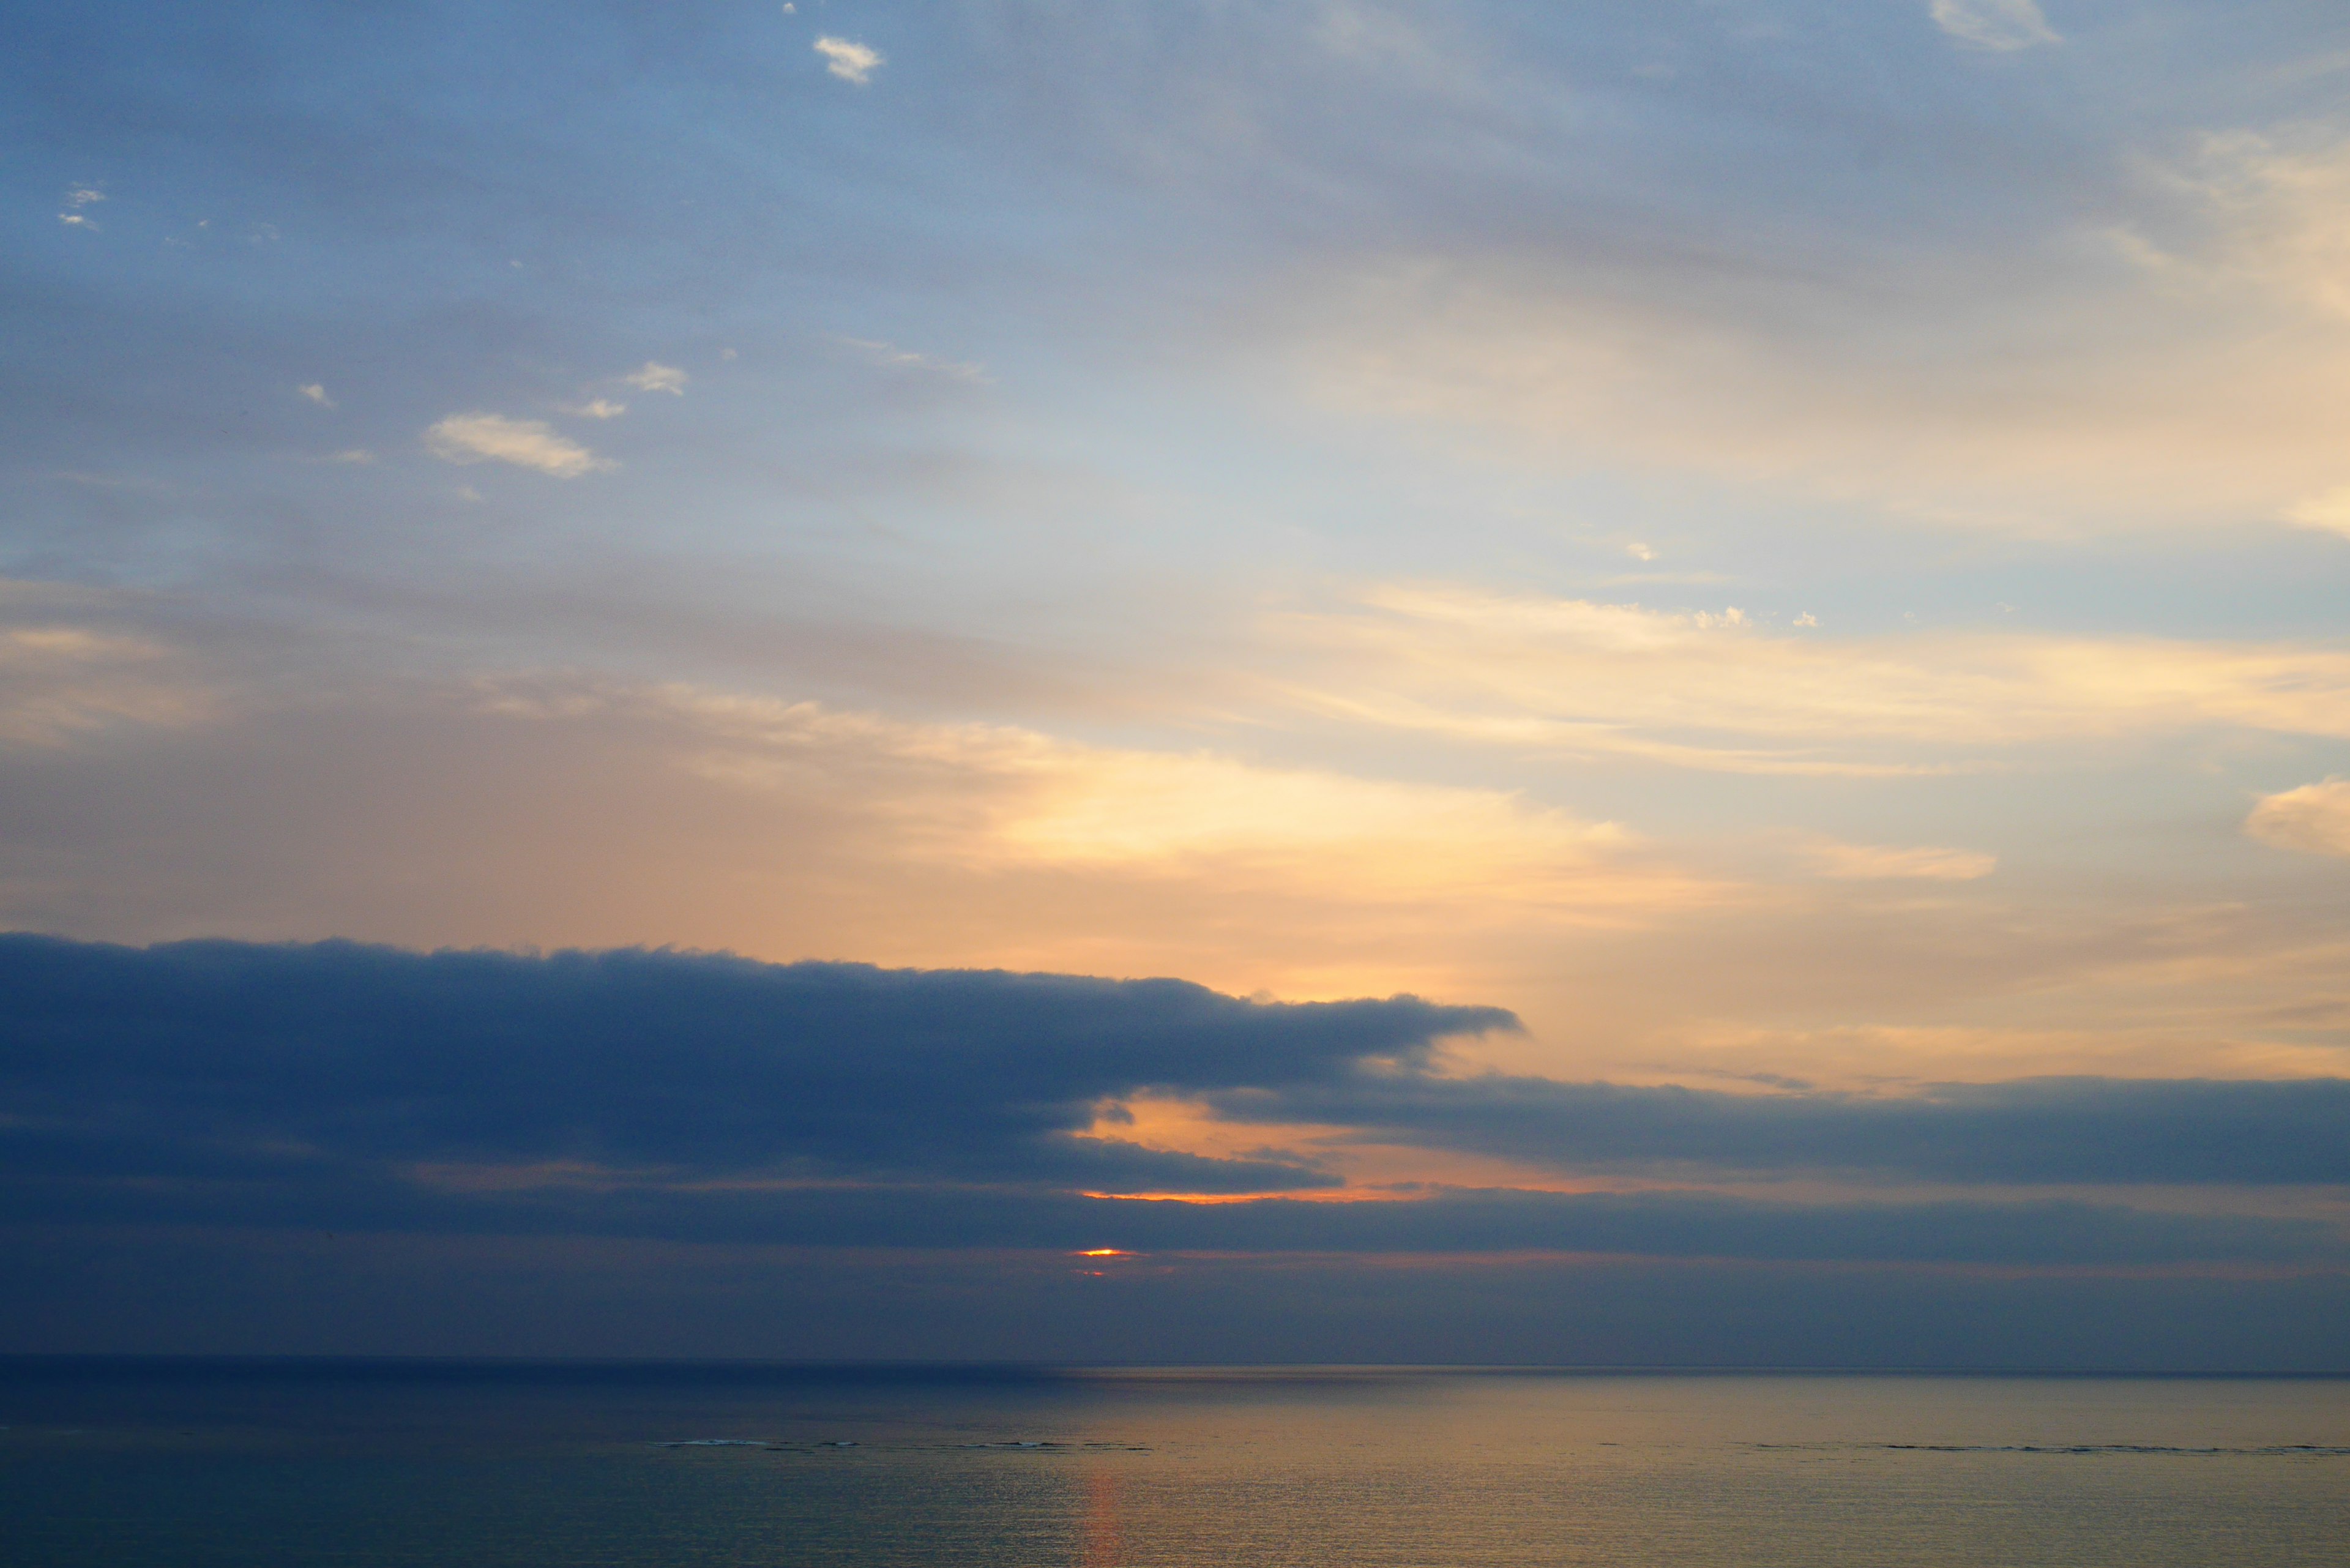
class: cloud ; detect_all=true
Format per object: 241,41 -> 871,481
563,398 -> 628,419
1806,839 -> 1997,881
298,384 -> 334,408
1,936 -> 2340,1271
56,187 -> 104,228
1277,231 -> 2350,532
423,414 -> 610,478
634,685 -> 1700,917
620,362 -> 687,395
0,622 -> 216,745
837,337 -> 989,384
2286,485 -> 2350,537
2247,778 -> 2350,857
814,36 -> 883,84
2128,131 -> 2350,324
1265,584 -> 2350,772
1929,0 -> 2061,51
1214,1073 -> 2350,1187
0,936 -> 1504,1205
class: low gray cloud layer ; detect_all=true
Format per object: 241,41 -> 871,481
1,938 -> 2343,1275
0,935 -> 1510,1198
1220,1074 -> 2350,1186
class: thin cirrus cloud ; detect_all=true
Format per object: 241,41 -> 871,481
2121,131 -> 2350,325
630,684 -> 1707,919
813,35 -> 883,84
0,624 -> 214,745
837,337 -> 990,384
2245,778 -> 2350,857
2286,485 -> 2350,539
1276,133 -> 2350,534
1264,585 -> 2350,771
423,413 -> 611,477
1928,0 -> 2062,51
1804,839 -> 1997,882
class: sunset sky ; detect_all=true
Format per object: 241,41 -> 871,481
6,0 -> 2350,1366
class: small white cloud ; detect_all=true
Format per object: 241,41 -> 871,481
837,336 -> 989,383
326,449 -> 376,465
1808,838 -> 1997,881
423,413 -> 611,479
781,2 -> 795,11
2247,778 -> 2350,857
58,187 -> 103,228
299,383 -> 335,408
1930,0 -> 2061,51
564,398 -> 629,419
1792,611 -> 1820,627
621,362 -> 688,395
1691,607 -> 1747,629
815,35 -> 883,84
1625,542 -> 1656,562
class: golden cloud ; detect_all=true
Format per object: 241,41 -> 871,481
1263,585 -> 2350,771
2247,778 -> 2350,858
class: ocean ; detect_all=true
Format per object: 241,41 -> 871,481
1,1361 -> 2343,1566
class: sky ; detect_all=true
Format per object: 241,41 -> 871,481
5,0 -> 2350,1367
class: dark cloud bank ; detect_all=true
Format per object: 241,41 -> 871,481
4,936 -> 2347,1364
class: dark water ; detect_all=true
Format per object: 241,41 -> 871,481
1,1361 -> 2344,1566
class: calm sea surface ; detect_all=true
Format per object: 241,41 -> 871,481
1,1361 -> 2344,1566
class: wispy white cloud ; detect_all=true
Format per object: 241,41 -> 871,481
1264,584 -> 2350,772
589,685 -> 1715,924
2124,130 -> 2350,323
621,362 -> 687,395
563,398 -> 628,419
423,414 -> 611,478
0,623 -> 216,745
837,336 -> 989,383
1805,838 -> 1997,881
2246,779 -> 2350,857
1929,0 -> 2061,51
59,186 -> 105,226
298,383 -> 334,408
1282,244 -> 2350,533
2285,484 -> 2350,538
814,35 -> 883,84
